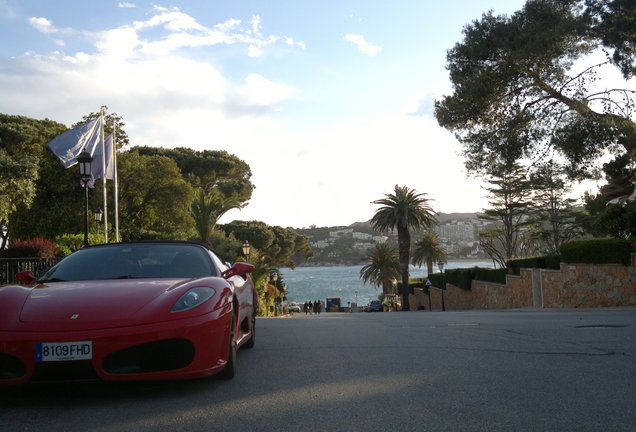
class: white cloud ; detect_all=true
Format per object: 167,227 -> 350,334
285,36 -> 306,50
28,16 -> 75,46
28,17 -> 55,33
236,73 -> 295,107
118,2 -> 136,8
133,9 -> 206,32
344,33 -> 381,56
0,10 -> 295,139
247,45 -> 264,57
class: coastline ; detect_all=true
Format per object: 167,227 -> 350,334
296,257 -> 491,267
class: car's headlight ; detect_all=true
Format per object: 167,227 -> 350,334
171,287 -> 215,312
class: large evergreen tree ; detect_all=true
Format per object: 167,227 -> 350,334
131,146 -> 254,206
435,0 -> 635,197
529,161 -> 583,253
116,152 -> 195,240
479,162 -> 534,267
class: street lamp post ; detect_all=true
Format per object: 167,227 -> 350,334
437,260 -> 446,312
242,240 -> 251,260
77,151 -> 93,247
94,208 -> 103,233
271,272 -> 279,316
0,224 -> 8,250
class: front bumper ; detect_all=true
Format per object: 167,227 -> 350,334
0,306 -> 232,386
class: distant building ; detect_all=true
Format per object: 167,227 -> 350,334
329,228 -> 353,238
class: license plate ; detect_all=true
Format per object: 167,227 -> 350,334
36,341 -> 93,362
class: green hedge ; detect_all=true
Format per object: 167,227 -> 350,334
397,277 -> 424,295
427,273 -> 444,289
445,268 -> 475,290
473,268 -> 507,284
506,254 -> 561,275
560,238 -> 632,265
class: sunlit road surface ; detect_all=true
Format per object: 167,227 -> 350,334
2,308 -> 635,432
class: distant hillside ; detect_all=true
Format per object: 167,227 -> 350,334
346,212 -> 481,229
293,213 -> 486,266
436,212 -> 481,223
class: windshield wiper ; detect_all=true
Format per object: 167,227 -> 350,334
37,277 -> 66,283
115,275 -> 138,279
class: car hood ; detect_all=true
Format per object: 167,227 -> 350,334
16,279 -> 190,331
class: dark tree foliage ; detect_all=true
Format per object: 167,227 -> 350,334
116,151 -> 195,240
529,161 -> 583,253
580,193 -> 636,239
220,220 -> 312,269
479,162 -> 534,266
435,0 -> 635,192
1,114 -> 68,242
584,0 -> 636,79
130,146 -> 254,205
10,150 -> 87,240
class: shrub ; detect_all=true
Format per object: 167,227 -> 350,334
427,273 -> 443,289
507,254 -> 561,274
1,237 -> 60,258
445,268 -> 476,290
560,238 -> 632,265
55,233 -> 105,256
473,268 -> 507,284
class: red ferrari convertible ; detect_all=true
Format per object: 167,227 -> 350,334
0,241 -> 256,386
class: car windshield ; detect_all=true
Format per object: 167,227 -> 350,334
38,244 -> 217,282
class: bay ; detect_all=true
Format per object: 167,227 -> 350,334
280,260 -> 494,307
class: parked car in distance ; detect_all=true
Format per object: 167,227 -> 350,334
367,300 -> 383,312
286,302 -> 302,313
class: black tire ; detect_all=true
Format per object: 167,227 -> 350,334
244,309 -> 256,349
218,310 -> 237,380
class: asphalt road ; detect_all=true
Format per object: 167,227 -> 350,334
1,308 -> 635,432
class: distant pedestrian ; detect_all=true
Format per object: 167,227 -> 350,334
313,300 -> 319,314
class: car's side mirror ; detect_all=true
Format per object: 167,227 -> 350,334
15,270 -> 37,284
222,262 -> 255,279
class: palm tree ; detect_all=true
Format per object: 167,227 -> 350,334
359,242 -> 401,295
412,232 -> 447,275
371,185 -> 437,310
190,187 -> 243,243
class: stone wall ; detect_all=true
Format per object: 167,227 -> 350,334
429,271 -> 533,311
541,261 -> 636,308
429,254 -> 636,310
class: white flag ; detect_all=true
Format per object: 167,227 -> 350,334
86,133 -> 114,188
46,117 -> 102,168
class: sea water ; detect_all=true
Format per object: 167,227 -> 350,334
280,260 -> 493,307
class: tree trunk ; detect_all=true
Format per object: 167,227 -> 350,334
397,226 -> 410,311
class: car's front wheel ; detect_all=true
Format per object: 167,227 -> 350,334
218,310 -> 237,380
244,308 -> 256,349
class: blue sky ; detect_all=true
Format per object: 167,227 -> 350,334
0,0 -> 584,228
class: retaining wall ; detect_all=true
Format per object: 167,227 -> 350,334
426,254 -> 636,310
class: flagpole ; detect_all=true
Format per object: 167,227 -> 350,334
100,108 -> 108,243
113,121 -> 120,242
